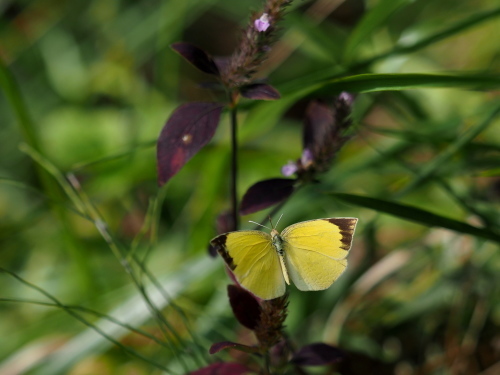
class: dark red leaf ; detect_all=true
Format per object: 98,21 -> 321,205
303,100 -> 334,157
290,343 -> 345,366
171,42 -> 220,76
217,211 -> 236,234
228,285 -> 262,330
335,350 -> 395,375
157,102 -> 224,186
240,178 -> 295,215
190,362 -> 252,375
209,341 -> 259,355
240,83 -> 281,100
208,211 -> 236,257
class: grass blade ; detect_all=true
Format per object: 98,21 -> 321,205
344,0 -> 413,61
312,73 -> 500,95
332,193 -> 500,243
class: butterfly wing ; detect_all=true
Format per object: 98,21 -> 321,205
211,230 -> 286,300
281,218 -> 358,291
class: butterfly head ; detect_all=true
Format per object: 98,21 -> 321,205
269,213 -> 284,233
249,213 -> 285,237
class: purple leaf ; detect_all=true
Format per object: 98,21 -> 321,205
290,343 -> 345,366
190,362 -> 252,375
157,102 -> 224,186
336,350 -> 395,375
171,42 -> 220,76
303,100 -> 334,158
228,285 -> 262,330
209,341 -> 259,355
208,211 -> 236,257
240,83 -> 281,100
240,178 -> 295,215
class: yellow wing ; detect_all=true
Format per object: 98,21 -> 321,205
211,230 -> 286,300
281,218 -> 358,291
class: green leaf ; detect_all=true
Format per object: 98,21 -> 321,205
332,193 -> 500,244
311,73 -> 500,95
397,104 -> 500,196
351,6 -> 500,69
344,0 -> 414,61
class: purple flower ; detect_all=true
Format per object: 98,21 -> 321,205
281,161 -> 298,176
301,148 -> 314,168
254,13 -> 270,32
338,91 -> 354,106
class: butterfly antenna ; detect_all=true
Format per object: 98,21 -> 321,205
275,213 -> 284,229
249,221 -> 271,230
268,215 -> 274,229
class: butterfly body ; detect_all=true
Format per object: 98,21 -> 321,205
211,218 -> 358,300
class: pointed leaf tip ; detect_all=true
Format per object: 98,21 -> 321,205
240,83 -> 281,100
291,343 -> 345,366
157,102 -> 224,186
240,178 -> 295,215
171,42 -> 220,76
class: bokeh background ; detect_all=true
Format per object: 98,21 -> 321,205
1,0 -> 499,374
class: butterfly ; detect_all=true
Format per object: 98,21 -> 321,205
211,217 -> 358,300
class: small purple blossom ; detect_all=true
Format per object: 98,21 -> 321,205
254,13 -> 270,32
301,148 -> 314,168
338,91 -> 354,106
281,161 -> 298,176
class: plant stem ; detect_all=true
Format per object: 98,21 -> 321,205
230,105 -> 240,230
263,351 -> 271,375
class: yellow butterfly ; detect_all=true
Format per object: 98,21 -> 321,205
211,217 -> 358,300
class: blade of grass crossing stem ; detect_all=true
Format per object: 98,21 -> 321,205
136,187 -> 206,365
0,268 -> 174,374
396,104 -> 500,196
3,258 -> 217,374
68,178 -> 196,369
21,145 -> 198,368
332,193 -> 500,244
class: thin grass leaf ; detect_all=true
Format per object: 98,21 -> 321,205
0,298 -> 172,351
312,73 -> 500,95
397,104 -> 500,196
17,258 -> 218,375
21,145 -> 198,368
70,140 -> 155,171
0,268 -> 176,374
344,0 -> 413,61
358,6 -> 500,68
332,193 -> 500,244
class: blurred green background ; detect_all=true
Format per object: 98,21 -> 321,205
1,0 -> 499,374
